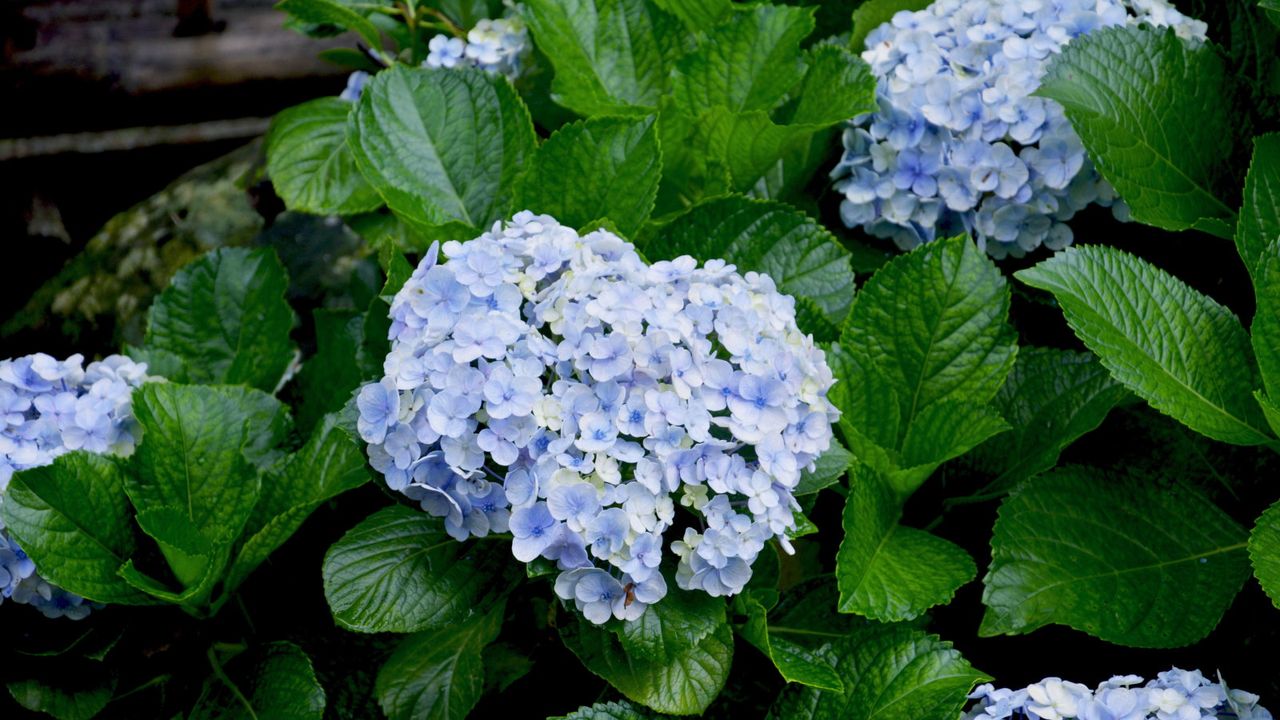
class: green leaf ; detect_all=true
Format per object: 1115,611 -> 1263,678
1247,195 -> 1280,398
767,624 -> 988,720
142,247 -> 298,393
968,348 -> 1130,494
617,584 -> 726,664
1235,134 -> 1280,280
276,0 -> 383,52
0,453 -> 148,604
1036,25 -> 1236,235
670,5 -> 814,114
267,98 -> 382,216
1250,499 -> 1280,608
375,605 -> 504,720
524,0 -> 689,116
649,0 -> 729,31
892,399 -> 1009,493
560,614 -> 732,715
849,0 -> 932,51
131,506 -> 218,600
1017,245 -> 1273,446
7,677 -> 115,720
981,467 -> 1251,647
833,236 -> 1016,486
738,593 -> 844,692
515,115 -> 662,238
795,441 -> 853,495
225,414 -> 371,592
322,505 -> 516,633
836,466 -> 975,622
554,700 -> 669,719
654,195 -> 855,325
190,642 -> 326,720
126,384 -> 275,544
1259,390 -> 1280,437
790,45 -> 878,127
348,66 -> 536,235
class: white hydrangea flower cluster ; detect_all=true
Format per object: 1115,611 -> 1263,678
424,16 -> 530,80
832,0 -> 1208,258
0,353 -> 149,620
357,212 -> 838,624
965,668 -> 1272,720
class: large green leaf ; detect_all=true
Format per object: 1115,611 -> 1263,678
348,66 -> 536,235
322,505 -> 516,633
7,677 -> 115,720
225,414 -> 371,592
276,0 -> 383,51
981,467 -> 1251,647
514,115 -> 662,238
524,0 -> 689,116
617,584 -> 725,664
650,0 -> 729,32
560,613 -> 732,715
968,348 -> 1130,494
142,247 -> 297,392
789,45 -> 877,127
190,642 -> 326,720
1036,25 -> 1236,236
831,236 -> 1015,493
1249,499 -> 1280,608
1236,134 -> 1280,281
670,4 -> 814,114
835,467 -> 975,622
267,98 -> 382,216
0,453 -> 148,605
375,605 -> 503,720
653,195 -> 855,325
767,624 -> 988,720
126,506 -> 220,604
1243,136 -> 1280,400
1253,248 -> 1280,406
126,384 -> 275,544
1017,245 -> 1273,446
842,235 -> 1016,437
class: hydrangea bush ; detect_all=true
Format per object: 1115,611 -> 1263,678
357,212 -> 837,622
832,0 -> 1207,256
0,354 -> 148,620
964,668 -> 1273,720
5,0 -> 1280,717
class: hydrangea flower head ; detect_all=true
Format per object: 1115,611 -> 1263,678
425,16 -> 530,80
832,0 -> 1207,258
0,353 -> 149,619
359,212 -> 838,624
963,668 -> 1271,720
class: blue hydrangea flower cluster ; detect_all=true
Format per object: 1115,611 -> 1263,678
0,353 -> 149,620
425,16 -> 530,80
832,0 -> 1207,258
338,16 -> 530,104
357,212 -> 838,624
964,668 -> 1272,720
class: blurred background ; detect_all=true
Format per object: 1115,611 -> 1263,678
1,0 -> 363,355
